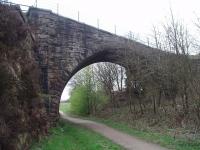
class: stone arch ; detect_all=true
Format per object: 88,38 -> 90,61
65,50 -> 124,83
60,59 -> 126,103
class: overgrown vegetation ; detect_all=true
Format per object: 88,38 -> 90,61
0,5 -> 48,149
31,121 -> 123,150
118,10 -> 200,134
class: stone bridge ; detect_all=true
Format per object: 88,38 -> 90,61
27,8 -> 164,121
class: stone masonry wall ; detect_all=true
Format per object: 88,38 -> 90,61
27,7 -> 161,121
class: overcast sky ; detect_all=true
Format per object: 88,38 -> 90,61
10,0 -> 200,100
11,0 -> 200,38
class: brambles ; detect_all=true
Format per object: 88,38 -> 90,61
0,5 -> 28,47
0,5 -> 48,150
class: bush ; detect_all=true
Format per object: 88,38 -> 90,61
70,85 -> 89,115
69,85 -> 108,116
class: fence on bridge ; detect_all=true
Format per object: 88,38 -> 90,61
0,0 -> 31,12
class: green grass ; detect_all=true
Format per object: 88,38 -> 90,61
87,117 -> 200,150
31,120 -> 124,150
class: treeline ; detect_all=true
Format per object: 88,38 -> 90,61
121,11 -> 200,128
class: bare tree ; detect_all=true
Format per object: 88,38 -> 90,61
164,9 -> 192,114
94,62 -> 126,110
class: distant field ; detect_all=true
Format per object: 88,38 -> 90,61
31,121 -> 123,150
59,102 -> 71,114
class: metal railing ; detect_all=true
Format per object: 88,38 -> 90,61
1,0 -> 30,7
0,0 -> 32,12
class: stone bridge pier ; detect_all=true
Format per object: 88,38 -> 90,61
27,8 -> 162,122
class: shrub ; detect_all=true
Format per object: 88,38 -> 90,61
69,85 -> 108,116
70,85 -> 89,115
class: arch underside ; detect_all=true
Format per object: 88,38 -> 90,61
65,50 -> 124,84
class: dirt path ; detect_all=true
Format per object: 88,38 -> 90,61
60,112 -> 169,150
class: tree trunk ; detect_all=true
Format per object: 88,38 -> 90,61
153,96 -> 157,114
138,97 -> 144,115
157,90 -> 162,107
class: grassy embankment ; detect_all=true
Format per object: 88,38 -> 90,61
31,120 -> 123,150
60,102 -> 200,150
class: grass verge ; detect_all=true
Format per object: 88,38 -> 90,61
31,120 -> 124,150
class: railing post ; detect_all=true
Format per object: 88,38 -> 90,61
78,11 -> 80,22
97,18 -> 99,29
57,3 -> 59,15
